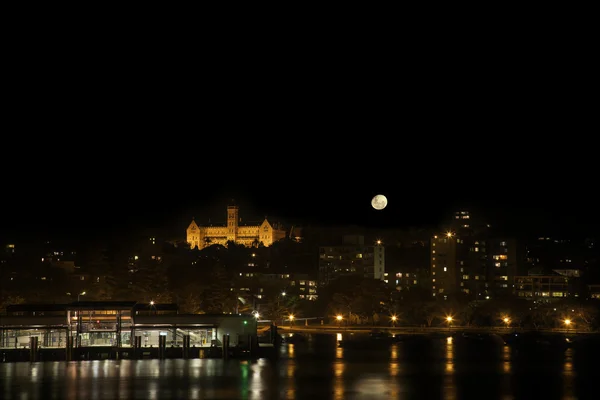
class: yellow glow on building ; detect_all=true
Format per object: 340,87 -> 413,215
186,204 -> 287,249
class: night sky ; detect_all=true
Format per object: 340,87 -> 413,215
1,139 -> 597,244
2,50 -> 597,244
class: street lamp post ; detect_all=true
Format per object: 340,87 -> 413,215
277,292 -> 286,325
78,291 -> 86,302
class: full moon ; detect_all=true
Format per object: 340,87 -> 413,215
371,194 -> 388,210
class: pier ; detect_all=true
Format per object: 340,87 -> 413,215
0,301 -> 277,362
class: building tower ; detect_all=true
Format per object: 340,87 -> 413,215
431,232 -> 458,299
227,204 -> 239,243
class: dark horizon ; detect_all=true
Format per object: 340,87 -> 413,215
0,187 -> 597,245
1,140 -> 598,243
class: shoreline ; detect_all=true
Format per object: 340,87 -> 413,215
275,325 -> 596,335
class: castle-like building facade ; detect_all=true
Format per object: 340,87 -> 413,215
186,205 -> 287,249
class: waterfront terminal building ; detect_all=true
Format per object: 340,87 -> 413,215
0,301 -> 258,359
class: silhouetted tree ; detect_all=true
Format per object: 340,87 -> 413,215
0,295 -> 25,314
201,264 -> 235,313
177,284 -> 204,314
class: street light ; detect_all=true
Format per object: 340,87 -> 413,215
446,316 -> 453,331
277,291 -> 286,307
78,291 -> 86,302
503,317 -> 511,328
276,292 -> 287,325
336,315 -> 343,327
564,319 -> 572,333
391,315 -> 398,327
288,314 -> 295,326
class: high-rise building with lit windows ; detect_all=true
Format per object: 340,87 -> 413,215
431,210 -> 519,301
450,210 -> 490,236
430,232 -> 458,299
487,238 -> 519,297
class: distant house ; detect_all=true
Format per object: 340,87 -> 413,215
513,267 -> 578,301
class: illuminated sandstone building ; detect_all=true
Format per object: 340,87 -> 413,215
186,204 -> 287,249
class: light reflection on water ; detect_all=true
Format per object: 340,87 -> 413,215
444,336 -> 456,400
562,348 -> 574,400
333,361 -> 344,400
389,344 -> 401,377
0,334 -> 597,400
502,345 -> 511,374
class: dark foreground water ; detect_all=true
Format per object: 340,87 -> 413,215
1,333 -> 600,399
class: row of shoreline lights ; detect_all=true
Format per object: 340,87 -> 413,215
333,314 -> 574,328
251,311 -> 298,323
145,294 -> 575,330
444,315 -> 573,329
